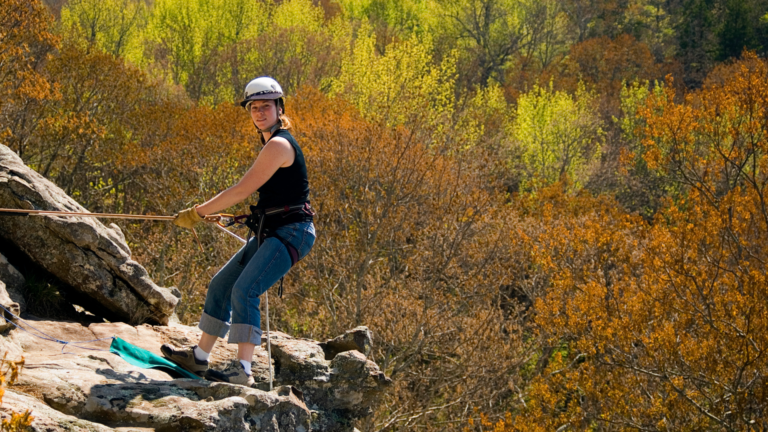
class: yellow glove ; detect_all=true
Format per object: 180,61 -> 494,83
173,206 -> 203,229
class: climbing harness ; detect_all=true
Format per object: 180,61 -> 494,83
236,202 -> 314,297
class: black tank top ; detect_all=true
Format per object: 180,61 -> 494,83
256,129 -> 310,211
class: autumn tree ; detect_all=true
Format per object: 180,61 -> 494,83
260,87 -> 533,431
547,33 -> 673,118
0,0 -> 59,157
473,53 -> 768,432
21,38 -> 169,206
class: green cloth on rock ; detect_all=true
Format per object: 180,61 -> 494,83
109,336 -> 201,380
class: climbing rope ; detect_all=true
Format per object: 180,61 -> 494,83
0,208 -> 176,221
0,304 -> 113,354
0,207 -> 249,252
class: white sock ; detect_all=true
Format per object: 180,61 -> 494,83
193,346 -> 210,361
239,359 -> 252,375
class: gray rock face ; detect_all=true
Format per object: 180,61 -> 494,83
3,319 -> 390,432
268,330 -> 392,431
320,326 -> 373,359
0,280 -> 20,331
156,325 -> 392,431
0,144 -> 177,324
85,382 -> 310,432
0,390 -> 114,432
0,252 -> 25,312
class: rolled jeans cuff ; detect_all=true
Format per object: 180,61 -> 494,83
199,311 -> 229,338
228,323 -> 262,345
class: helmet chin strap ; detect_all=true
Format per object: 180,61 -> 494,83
253,117 -> 283,140
254,121 -> 281,134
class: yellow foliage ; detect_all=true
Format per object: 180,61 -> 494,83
0,353 -> 32,431
330,23 -> 457,136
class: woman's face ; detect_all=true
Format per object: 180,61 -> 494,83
249,99 -> 279,130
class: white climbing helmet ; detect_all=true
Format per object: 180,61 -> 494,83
240,76 -> 284,108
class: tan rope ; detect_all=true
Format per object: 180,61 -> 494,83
0,208 -> 206,252
0,208 -> 175,220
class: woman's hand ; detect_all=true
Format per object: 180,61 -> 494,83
173,206 -> 203,229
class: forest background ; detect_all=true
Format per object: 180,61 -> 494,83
3,0 -> 768,430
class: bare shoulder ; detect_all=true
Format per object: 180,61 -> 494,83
265,136 -> 293,152
264,136 -> 295,166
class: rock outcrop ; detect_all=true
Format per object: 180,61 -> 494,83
271,327 -> 389,431
0,145 -> 392,431
0,252 -> 24,313
1,319 -> 390,431
0,144 -> 178,324
0,390 -> 115,432
0,281 -> 19,332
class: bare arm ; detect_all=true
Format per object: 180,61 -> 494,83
195,137 -> 294,216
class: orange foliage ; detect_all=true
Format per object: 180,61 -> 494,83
563,35 -> 658,89
496,54 -> 768,431
0,0 -> 59,154
275,87 -> 533,429
0,353 -> 32,431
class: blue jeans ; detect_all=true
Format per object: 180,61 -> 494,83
198,221 -> 315,345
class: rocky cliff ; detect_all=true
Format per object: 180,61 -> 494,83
0,143 -> 391,431
0,144 -> 178,325
0,318 -> 389,431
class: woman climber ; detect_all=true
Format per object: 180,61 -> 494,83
161,77 -> 315,386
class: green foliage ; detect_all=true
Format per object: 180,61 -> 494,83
453,83 -> 510,150
237,0 -> 346,96
146,0 -> 267,102
618,0 -> 676,58
329,24 -> 457,133
60,0 -> 148,60
617,79 -> 655,144
524,0 -> 573,68
511,82 -> 604,191
716,0 -> 766,60
336,0 -> 430,38
83,0 -> 342,103
436,0 -> 528,85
